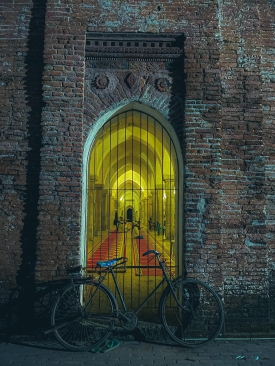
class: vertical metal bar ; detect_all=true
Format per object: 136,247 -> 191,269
169,132 -> 173,278
122,111 -> 126,301
102,122 -> 107,261
139,111 -> 142,230
108,119 -> 112,264
139,110 -> 142,271
98,127 -> 102,263
131,110 -> 134,305
154,117 -> 157,306
146,113 -> 149,307
115,114 -> 119,290
161,123 -> 164,280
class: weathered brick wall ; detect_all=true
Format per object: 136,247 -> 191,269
218,0 -> 275,334
0,1 -> 38,301
36,0 -> 87,280
1,0 -> 275,335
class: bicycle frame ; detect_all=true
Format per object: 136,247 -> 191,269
45,253 -> 188,334
110,266 -> 167,315
96,254 -> 188,319
48,253 -> 224,350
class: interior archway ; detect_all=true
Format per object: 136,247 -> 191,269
84,104 -> 183,317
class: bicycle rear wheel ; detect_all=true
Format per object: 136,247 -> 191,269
51,280 -> 115,351
160,278 -> 224,348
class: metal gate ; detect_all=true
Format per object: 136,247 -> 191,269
87,109 -> 180,319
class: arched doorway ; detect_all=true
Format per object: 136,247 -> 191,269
85,105 -> 183,319
126,208 -> 133,222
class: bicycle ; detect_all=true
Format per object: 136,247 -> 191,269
47,249 -> 224,351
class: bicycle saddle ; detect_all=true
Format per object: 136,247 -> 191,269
96,257 -> 125,268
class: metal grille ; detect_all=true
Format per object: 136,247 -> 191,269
87,110 -> 179,316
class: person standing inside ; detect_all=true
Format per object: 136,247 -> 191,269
113,210 -> 119,231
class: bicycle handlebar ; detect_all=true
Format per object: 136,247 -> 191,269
142,250 -> 160,257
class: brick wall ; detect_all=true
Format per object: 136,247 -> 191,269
1,0 -> 275,335
0,0 -> 38,299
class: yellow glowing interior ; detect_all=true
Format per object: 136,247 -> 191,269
87,110 -> 178,264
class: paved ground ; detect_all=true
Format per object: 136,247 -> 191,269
1,339 -> 275,366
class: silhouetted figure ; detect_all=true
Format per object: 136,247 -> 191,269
113,210 -> 119,231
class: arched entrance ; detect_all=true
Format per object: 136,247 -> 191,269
84,104 -> 183,318
126,208 -> 133,222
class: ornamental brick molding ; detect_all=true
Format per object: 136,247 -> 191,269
85,32 -> 184,104
125,72 -> 137,90
95,74 -> 109,89
155,77 -> 171,92
85,32 -> 183,60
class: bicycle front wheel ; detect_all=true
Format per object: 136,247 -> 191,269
51,280 -> 115,351
160,278 -> 224,348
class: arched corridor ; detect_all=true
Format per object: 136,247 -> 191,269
85,106 -> 182,312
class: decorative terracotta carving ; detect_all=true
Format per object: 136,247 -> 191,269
95,74 -> 109,89
156,77 -> 171,92
85,32 -> 184,105
125,72 -> 136,89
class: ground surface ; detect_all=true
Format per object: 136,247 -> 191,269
1,338 -> 274,366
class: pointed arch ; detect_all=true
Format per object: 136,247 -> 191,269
81,102 -> 184,281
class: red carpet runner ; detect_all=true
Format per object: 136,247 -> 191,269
87,229 -> 175,276
87,231 -> 126,268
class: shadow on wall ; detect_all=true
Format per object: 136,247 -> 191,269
167,36 -> 186,277
15,0 -> 47,330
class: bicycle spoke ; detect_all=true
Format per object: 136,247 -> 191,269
51,282 -> 115,351
160,279 -> 224,347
